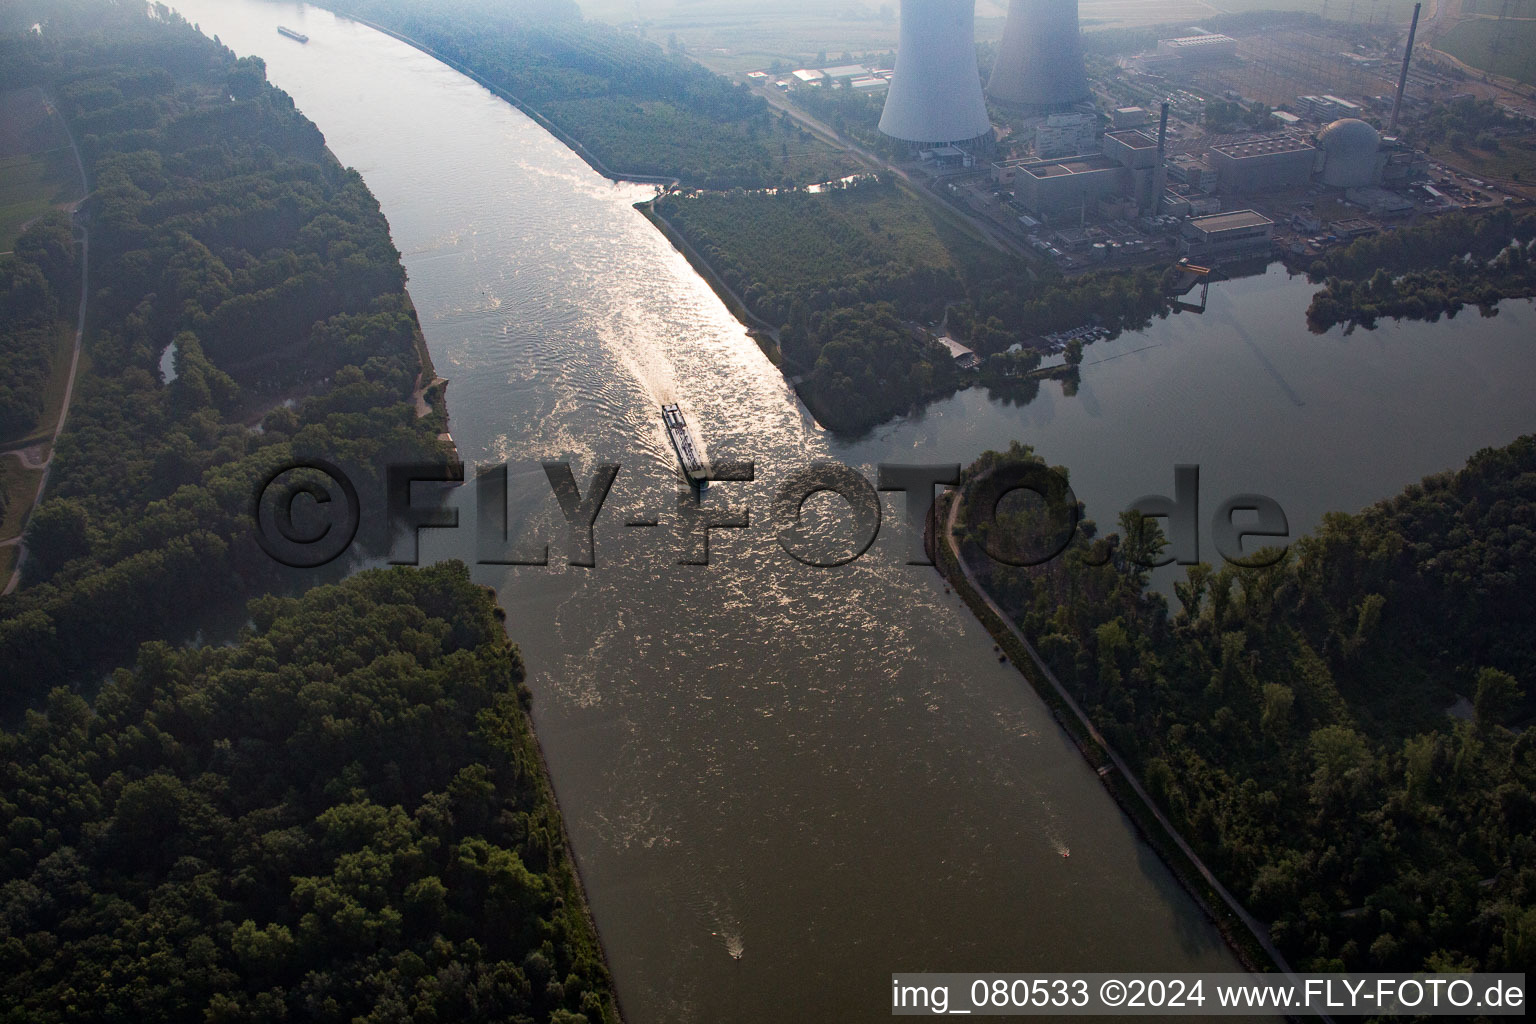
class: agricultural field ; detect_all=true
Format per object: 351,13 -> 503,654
0,86 -> 80,250
581,1 -> 905,72
576,1 -> 1427,74
1437,16 -> 1536,86
1429,135 -> 1536,181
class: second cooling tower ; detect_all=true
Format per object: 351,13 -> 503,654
987,0 -> 1089,109
878,0 -> 992,145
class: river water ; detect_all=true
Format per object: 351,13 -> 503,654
170,3 -> 1536,1020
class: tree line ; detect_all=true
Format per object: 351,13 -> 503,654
0,7 -> 619,1020
957,437 -> 1536,974
310,0 -> 856,188
0,12 -> 450,707
0,562 -> 619,1023
1304,209 -> 1536,331
0,212 -> 76,439
656,175 -> 1179,433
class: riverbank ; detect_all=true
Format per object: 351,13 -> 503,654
637,201 -> 784,368
933,487 -> 1283,977
318,13 -> 677,187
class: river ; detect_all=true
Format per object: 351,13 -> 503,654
168,3 -> 1536,1021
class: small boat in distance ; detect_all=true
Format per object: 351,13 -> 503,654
277,26 -> 309,43
662,404 -> 707,489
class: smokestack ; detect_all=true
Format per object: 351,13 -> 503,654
1158,100 -> 1170,155
878,0 -> 992,145
1390,2 -> 1421,133
986,0 -> 1089,109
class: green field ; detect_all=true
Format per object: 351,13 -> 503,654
0,149 -> 77,250
1438,17 -> 1536,86
0,87 -> 80,250
0,454 -> 44,544
577,1 -> 1431,73
1429,135 -> 1536,181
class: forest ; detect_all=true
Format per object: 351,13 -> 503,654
0,211 -> 76,439
0,7 -> 620,1020
0,12 -> 451,706
310,0 -> 856,188
0,562 -> 618,1023
1304,209 -> 1536,331
655,175 -> 1176,433
953,437 -> 1536,975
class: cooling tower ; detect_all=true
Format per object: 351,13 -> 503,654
987,0 -> 1089,109
878,0 -> 992,145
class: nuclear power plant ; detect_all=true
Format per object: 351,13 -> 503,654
877,0 -> 991,147
986,0 -> 1089,109
753,0 -> 1450,271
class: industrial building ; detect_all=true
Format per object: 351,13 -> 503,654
1180,210 -> 1275,259
1156,34 -> 1238,62
987,0 -> 1089,109
1292,94 -> 1363,122
1009,154 -> 1125,214
879,0 -> 992,146
1208,133 -> 1318,193
1103,129 -> 1166,213
1381,140 -> 1430,186
1113,106 -> 1150,129
1167,153 -> 1218,192
998,118 -> 1169,217
1035,113 -> 1098,159
1317,117 -> 1384,189
1161,188 -> 1221,217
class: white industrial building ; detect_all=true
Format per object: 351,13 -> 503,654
996,126 -> 1166,216
1035,113 -> 1099,159
1157,34 -> 1238,62
1167,153 -> 1218,192
1113,106 -> 1151,129
1180,209 -> 1275,258
1317,117 -> 1385,189
1208,133 -> 1319,193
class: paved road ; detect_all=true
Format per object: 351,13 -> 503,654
750,83 -> 1034,259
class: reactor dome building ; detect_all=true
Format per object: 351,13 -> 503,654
878,0 -> 992,146
1317,117 -> 1384,188
986,0 -> 1090,109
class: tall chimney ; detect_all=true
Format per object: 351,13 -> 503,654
1390,3 -> 1421,133
1157,100 -> 1170,155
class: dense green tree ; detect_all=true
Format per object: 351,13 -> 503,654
0,563 -> 619,1023
954,437 -> 1536,974
0,7 -> 451,706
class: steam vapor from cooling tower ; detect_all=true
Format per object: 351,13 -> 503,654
987,0 -> 1089,109
878,0 -> 992,145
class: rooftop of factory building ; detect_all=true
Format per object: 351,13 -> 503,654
1211,133 -> 1317,159
1106,130 -> 1158,149
1187,209 -> 1275,233
1022,154 -> 1121,178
